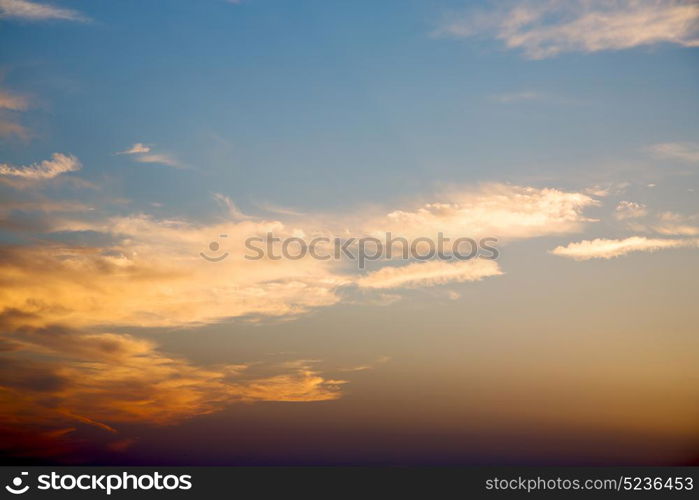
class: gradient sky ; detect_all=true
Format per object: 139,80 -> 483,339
1,0 -> 699,465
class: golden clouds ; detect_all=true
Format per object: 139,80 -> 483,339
0,181 -> 601,460
0,323 -> 344,458
0,239 -> 345,329
0,183 -> 600,330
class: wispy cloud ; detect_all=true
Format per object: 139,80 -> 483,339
0,88 -> 29,111
648,142 -> 699,163
135,153 -> 181,168
212,192 -> 252,220
117,143 -> 150,155
649,212 -> 699,236
0,120 -> 28,139
356,259 -> 502,289
437,0 -> 699,59
550,236 -> 699,260
0,85 -> 31,139
0,0 -> 89,22
0,153 -> 80,180
117,143 -> 182,168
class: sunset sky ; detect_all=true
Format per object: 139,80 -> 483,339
1,0 -> 698,465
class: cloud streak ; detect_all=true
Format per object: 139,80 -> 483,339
117,143 -> 150,155
0,153 -> 80,180
437,0 -> 699,59
0,0 -> 89,22
356,259 -> 502,289
117,143 -> 182,168
550,236 -> 699,260
0,88 -> 29,111
363,184 -> 598,242
649,142 -> 699,163
0,85 -> 31,139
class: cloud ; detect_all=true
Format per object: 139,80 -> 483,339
649,142 -> 699,162
0,86 -> 31,139
0,153 -> 80,180
134,153 -> 181,167
213,192 -> 252,220
583,182 -> 630,197
437,0 -> 699,59
357,258 -> 502,289
0,88 -> 29,111
0,119 -> 29,139
0,322 -> 344,459
117,143 -> 181,168
0,328 -> 343,428
0,181 -> 603,459
0,183 -> 600,329
614,201 -> 647,220
0,0 -> 88,22
550,236 -> 699,260
117,143 -> 151,155
362,184 -> 598,242
0,224 -> 347,329
625,211 -> 699,236
652,212 -> 699,235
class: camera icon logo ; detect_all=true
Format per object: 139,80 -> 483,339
5,472 -> 29,495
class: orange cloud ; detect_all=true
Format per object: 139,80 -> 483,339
0,322 -> 344,459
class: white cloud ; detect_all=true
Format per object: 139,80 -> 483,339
649,142 -> 699,162
0,0 -> 88,22
134,153 -> 181,168
437,0 -> 699,59
118,143 -> 151,155
0,153 -> 80,180
362,184 -> 598,242
356,259 -> 502,289
550,236 -> 699,260
117,143 -> 181,168
615,201 -> 647,220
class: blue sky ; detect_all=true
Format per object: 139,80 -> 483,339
3,0 -> 698,216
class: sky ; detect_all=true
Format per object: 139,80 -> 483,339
1,0 -> 698,465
